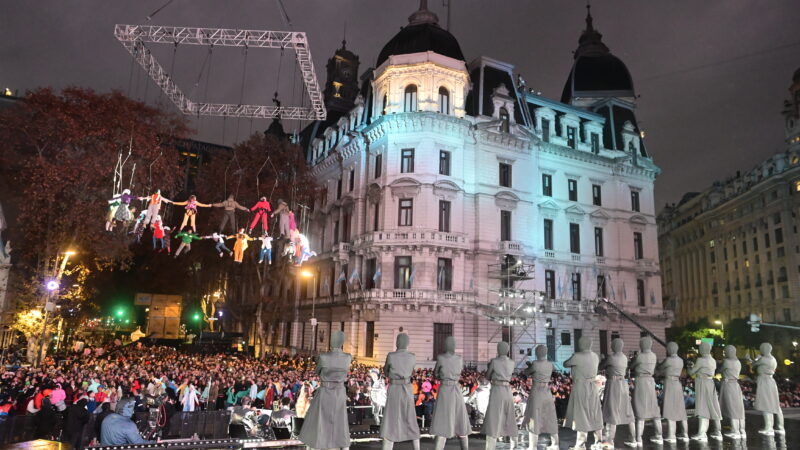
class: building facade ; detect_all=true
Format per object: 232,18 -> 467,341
659,68 -> 800,327
287,3 -> 670,368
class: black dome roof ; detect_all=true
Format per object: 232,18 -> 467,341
561,7 -> 635,103
376,1 -> 464,67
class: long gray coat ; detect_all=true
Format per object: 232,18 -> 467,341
600,353 -> 634,425
657,356 -> 687,421
298,350 -> 352,449
754,355 -> 781,414
718,358 -> 744,420
693,356 -> 722,420
481,356 -> 517,438
380,350 -> 420,442
632,351 -> 660,420
564,350 -> 603,432
429,353 -> 470,438
522,360 -> 559,434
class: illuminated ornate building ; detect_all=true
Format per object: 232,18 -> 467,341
659,68 -> 800,327
285,2 -> 669,367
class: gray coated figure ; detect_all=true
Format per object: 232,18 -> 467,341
298,330 -> 352,450
380,333 -> 420,450
598,338 -> 634,447
482,341 -> 518,450
523,345 -> 559,450
430,336 -> 470,450
719,345 -> 746,439
655,342 -> 689,443
630,337 -> 663,445
753,342 -> 785,435
563,336 -> 603,449
688,341 -> 722,442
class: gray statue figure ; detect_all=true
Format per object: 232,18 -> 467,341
430,336 -> 470,450
298,330 -> 352,450
380,333 -> 420,450
563,336 -> 603,450
597,338 -> 634,447
655,342 -> 689,443
719,345 -> 746,439
630,336 -> 663,445
688,341 -> 722,442
753,342 -> 785,435
482,341 -> 518,450
522,345 -> 559,450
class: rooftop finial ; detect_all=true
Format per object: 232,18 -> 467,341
585,1 -> 594,32
342,21 -> 347,49
408,0 -> 438,25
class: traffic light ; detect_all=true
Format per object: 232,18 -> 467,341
748,313 -> 761,333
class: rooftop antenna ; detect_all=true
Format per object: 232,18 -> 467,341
443,0 -> 451,31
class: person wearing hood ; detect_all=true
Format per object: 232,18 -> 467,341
100,397 -> 153,445
64,398 -> 90,449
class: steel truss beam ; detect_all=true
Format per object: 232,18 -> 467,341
114,25 -> 326,120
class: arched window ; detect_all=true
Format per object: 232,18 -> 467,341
438,86 -> 450,114
404,85 -> 418,112
499,107 -> 510,133
628,141 -> 636,153
382,94 -> 387,115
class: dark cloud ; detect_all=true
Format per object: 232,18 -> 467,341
1,0 -> 797,207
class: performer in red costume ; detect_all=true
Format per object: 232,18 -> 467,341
248,197 -> 272,235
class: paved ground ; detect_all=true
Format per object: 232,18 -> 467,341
346,409 -> 800,450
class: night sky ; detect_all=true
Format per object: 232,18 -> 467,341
2,0 -> 798,208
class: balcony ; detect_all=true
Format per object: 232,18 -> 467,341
346,289 -> 477,305
595,256 -> 606,265
332,242 -> 351,261
353,229 -> 470,250
636,259 -> 655,268
498,240 -> 523,254
543,299 -> 599,314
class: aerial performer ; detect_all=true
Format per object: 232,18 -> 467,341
205,232 -> 233,258
270,199 -> 292,238
213,194 -> 249,234
108,189 -> 138,224
258,234 -> 273,264
141,189 -> 170,226
130,210 -> 148,242
248,197 -> 272,235
170,195 -> 211,231
229,229 -> 254,263
174,228 -> 202,257
297,232 -> 316,265
151,215 -> 168,252
105,197 -> 121,231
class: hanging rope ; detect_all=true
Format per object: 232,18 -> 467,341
235,43 -> 249,142
255,155 -> 270,197
147,150 -> 164,193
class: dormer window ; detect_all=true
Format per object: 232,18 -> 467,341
382,94 -> 388,115
404,85 -> 418,112
438,87 -> 450,114
499,107 -> 510,133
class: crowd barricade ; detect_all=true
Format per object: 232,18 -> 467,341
0,415 -> 38,445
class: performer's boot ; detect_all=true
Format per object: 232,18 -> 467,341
692,417 -> 709,441
623,422 -> 637,447
486,436 -> 497,450
411,439 -> 420,450
775,409 -> 785,434
725,419 -> 741,439
459,436 -> 469,450
739,416 -> 747,439
604,424 -> 615,448
508,437 -> 517,450
548,433 -> 559,450
571,431 -> 587,450
528,432 -> 538,450
709,419 -> 722,441
435,437 -> 447,450
649,419 -> 663,444
381,440 -> 393,450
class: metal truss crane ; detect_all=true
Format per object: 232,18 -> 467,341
114,25 -> 326,120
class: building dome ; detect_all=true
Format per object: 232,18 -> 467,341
561,6 -> 635,103
376,0 -> 464,67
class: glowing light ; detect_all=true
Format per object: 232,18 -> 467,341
64,250 -> 76,256
116,309 -> 124,317
46,281 -> 59,291
193,313 -> 201,321
3,88 -> 12,96
301,270 -> 314,278
713,320 -> 722,325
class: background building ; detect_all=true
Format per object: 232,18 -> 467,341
659,68 -> 800,326
292,2 -> 670,368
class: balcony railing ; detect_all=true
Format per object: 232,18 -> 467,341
345,288 -> 476,304
353,229 -> 470,249
542,298 -> 598,314
499,240 -> 523,254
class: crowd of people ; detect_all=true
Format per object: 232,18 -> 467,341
0,343 -> 798,447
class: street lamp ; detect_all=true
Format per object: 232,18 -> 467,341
36,250 -> 76,367
302,270 -> 317,351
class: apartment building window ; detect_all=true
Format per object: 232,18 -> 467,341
542,174 -> 552,197
437,258 -> 453,291
710,250 -> 716,263
742,241 -> 748,255
753,236 -> 759,251
570,223 -> 580,254
348,168 -> 355,191
545,270 -> 555,299
774,212 -> 782,224
594,227 -> 604,257
568,179 -> 578,201
394,256 -> 412,289
543,219 -> 553,250
438,87 -> 450,114
398,199 -> 413,226
561,332 -> 571,346
373,202 -> 380,231
341,212 -> 351,243
336,178 -> 342,199
567,126 -> 577,148
775,228 -> 784,244
637,279 -> 646,307
439,151 -> 451,176
404,85 -> 418,112
365,322 -> 375,357
571,273 -> 581,300
590,132 -> 600,153
333,220 -> 340,245
500,210 -> 512,241
597,275 -> 607,298
374,154 -> 382,178
631,190 -> 640,212
401,148 -> 415,173
634,232 -> 644,260
541,118 -> 551,142
592,184 -> 602,206
499,163 -> 512,188
764,232 -> 771,248
365,258 -> 377,289
499,108 -> 510,133
439,200 -> 451,232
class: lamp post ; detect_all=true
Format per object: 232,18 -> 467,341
35,250 -> 75,367
714,319 -> 725,343
302,270 -> 317,352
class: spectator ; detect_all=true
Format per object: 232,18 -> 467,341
63,398 -> 90,449
100,398 -> 153,445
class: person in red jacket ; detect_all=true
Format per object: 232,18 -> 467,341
248,197 -> 271,235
